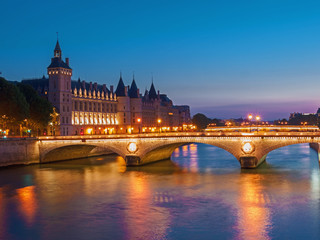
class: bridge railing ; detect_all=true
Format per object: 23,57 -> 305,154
37,131 -> 320,141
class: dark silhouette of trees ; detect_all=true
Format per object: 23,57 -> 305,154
0,77 -> 53,136
192,113 -> 212,130
17,83 -> 53,129
0,77 -> 29,123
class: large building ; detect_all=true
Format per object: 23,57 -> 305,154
22,40 -> 191,135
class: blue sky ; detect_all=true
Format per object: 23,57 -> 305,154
1,0 -> 320,120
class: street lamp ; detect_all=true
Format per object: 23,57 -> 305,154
248,114 -> 253,132
157,118 -> 162,133
137,118 -> 141,133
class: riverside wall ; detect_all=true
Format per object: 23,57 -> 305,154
0,138 -> 40,167
0,138 -> 115,167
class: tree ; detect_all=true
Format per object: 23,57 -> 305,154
17,83 -> 53,129
0,77 -> 29,123
192,113 -> 211,130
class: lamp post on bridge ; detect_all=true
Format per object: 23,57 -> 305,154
137,118 -> 141,133
248,114 -> 261,132
157,118 -> 162,133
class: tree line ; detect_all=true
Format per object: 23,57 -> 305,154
0,77 -> 53,136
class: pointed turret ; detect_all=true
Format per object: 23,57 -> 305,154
128,76 -> 139,98
48,39 -> 71,69
149,82 -> 157,100
115,74 -> 126,96
54,40 -> 62,59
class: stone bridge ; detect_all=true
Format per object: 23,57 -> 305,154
37,132 -> 320,168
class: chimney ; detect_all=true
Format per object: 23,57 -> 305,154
110,85 -> 114,93
137,88 -> 140,97
124,86 -> 128,96
102,84 -> 106,92
82,80 -> 86,89
89,82 -> 92,90
65,58 -> 69,66
94,82 -> 98,91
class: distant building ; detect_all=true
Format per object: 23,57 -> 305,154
289,112 -> 318,126
22,39 -> 191,135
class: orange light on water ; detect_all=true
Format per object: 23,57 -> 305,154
16,186 -> 37,226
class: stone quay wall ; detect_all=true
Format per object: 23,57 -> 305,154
0,138 -> 40,167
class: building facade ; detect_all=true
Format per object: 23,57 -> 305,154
22,40 -> 191,135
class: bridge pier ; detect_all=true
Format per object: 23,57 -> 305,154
239,155 -> 267,169
125,155 -> 141,166
309,143 -> 320,164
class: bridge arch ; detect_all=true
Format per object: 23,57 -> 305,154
39,142 -> 126,163
136,138 -> 241,166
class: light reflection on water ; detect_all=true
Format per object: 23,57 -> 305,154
0,143 -> 319,239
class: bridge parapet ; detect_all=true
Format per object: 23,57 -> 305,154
37,133 -> 320,168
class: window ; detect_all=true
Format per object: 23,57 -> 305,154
63,106 -> 65,112
66,117 -> 68,124
62,117 -> 64,124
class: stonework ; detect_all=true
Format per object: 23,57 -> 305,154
22,40 -> 191,136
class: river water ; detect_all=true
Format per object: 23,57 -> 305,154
0,143 -> 319,240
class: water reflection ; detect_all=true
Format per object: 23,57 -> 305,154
174,143 -> 199,172
125,172 -> 170,239
16,186 -> 37,226
0,143 -> 319,239
236,174 -> 271,240
0,188 -> 6,239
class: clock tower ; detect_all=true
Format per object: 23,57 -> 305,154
47,40 -> 73,136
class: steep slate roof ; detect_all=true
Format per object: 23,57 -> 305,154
47,57 -> 72,69
71,80 -> 109,93
115,76 -> 126,96
21,77 -> 110,95
54,40 -> 61,51
22,77 -> 49,89
128,79 -> 139,98
149,82 -> 157,100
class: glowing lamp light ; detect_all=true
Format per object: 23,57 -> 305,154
87,128 -> 93,134
137,118 -> 141,123
256,116 -> 261,121
127,142 -> 138,153
241,141 -> 255,154
248,114 -> 253,120
157,119 -> 162,124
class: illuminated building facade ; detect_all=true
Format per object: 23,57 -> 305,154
22,40 -> 191,135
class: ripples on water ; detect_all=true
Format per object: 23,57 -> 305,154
0,143 -> 319,240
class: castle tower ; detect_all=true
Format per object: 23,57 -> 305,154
128,76 -> 142,133
47,39 -> 73,136
115,74 -> 131,133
